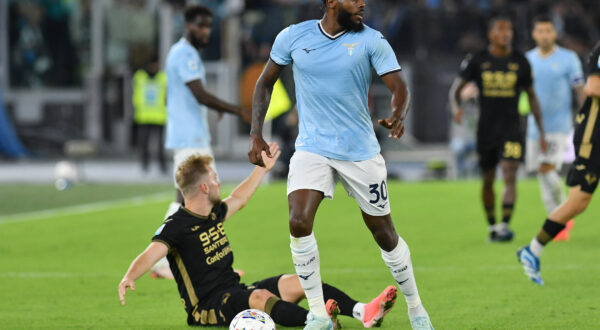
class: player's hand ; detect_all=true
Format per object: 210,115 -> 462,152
262,142 -> 281,171
539,136 -> 548,153
453,108 -> 463,124
248,134 -> 272,167
240,107 -> 252,124
378,116 -> 405,139
118,278 -> 135,306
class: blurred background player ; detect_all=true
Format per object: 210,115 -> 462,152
132,55 -> 167,175
450,16 -> 547,242
449,82 -> 479,178
524,15 -> 585,241
152,5 -> 252,278
518,42 -> 600,285
248,0 -> 433,329
119,144 -> 399,328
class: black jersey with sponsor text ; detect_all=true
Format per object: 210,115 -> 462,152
459,50 -> 533,146
572,42 -> 600,161
152,202 -> 239,324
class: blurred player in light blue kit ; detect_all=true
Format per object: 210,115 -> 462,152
152,5 -> 251,278
248,0 -> 433,329
525,15 -> 585,241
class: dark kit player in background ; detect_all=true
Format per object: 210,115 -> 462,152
450,16 -> 547,242
518,42 -> 600,285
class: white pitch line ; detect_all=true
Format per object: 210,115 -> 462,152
0,192 -> 172,225
0,272 -> 122,278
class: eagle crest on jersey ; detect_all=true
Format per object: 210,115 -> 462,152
342,43 -> 360,56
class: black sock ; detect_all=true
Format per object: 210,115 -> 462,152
266,296 -> 308,326
485,205 -> 495,226
322,283 -> 359,317
536,218 -> 566,245
502,203 -> 514,224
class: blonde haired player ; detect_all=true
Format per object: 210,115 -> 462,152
119,143 -> 400,328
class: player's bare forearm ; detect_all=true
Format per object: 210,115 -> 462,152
584,75 -> 600,98
186,80 -> 246,118
229,142 -> 280,218
250,60 -> 283,137
250,83 -> 273,137
379,72 -> 410,138
392,79 -> 410,120
122,243 -> 168,281
248,61 -> 283,166
527,87 -> 545,135
449,78 -> 467,113
226,167 -> 268,213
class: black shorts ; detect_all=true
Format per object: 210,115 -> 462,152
566,158 -> 600,194
191,274 -> 283,326
477,139 -> 524,170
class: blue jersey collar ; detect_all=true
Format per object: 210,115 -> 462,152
317,20 -> 347,40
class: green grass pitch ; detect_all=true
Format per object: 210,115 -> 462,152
1,180 -> 599,329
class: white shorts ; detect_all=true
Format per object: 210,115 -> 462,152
172,147 -> 216,188
526,133 -> 569,172
287,151 -> 391,216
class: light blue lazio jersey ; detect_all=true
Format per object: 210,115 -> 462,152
165,38 -> 210,149
526,46 -> 584,139
270,20 -> 401,161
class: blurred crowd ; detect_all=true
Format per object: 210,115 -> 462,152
8,0 -> 600,88
4,0 -> 600,161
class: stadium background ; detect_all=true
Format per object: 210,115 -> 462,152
2,0 -> 599,180
1,0 -> 600,329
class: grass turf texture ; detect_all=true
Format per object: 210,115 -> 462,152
0,179 -> 599,329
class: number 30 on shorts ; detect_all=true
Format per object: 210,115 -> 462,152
368,181 -> 388,204
503,141 -> 522,159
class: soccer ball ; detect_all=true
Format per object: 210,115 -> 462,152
229,309 -> 276,330
54,161 -> 79,190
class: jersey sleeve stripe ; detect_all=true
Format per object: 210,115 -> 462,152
378,68 -> 402,77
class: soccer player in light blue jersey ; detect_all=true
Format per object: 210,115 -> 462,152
525,15 -> 585,241
248,1 -> 433,329
152,5 -> 251,279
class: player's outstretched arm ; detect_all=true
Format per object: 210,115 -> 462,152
225,142 -> 281,220
249,60 -> 284,167
449,77 -> 468,124
186,80 -> 251,123
118,242 -> 168,306
525,86 -> 548,152
378,72 -> 410,139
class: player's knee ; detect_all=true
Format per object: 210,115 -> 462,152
482,179 -> 494,189
574,195 -> 592,214
248,289 -> 275,311
539,163 -> 555,174
289,213 -> 313,236
504,178 -> 516,188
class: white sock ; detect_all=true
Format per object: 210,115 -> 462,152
496,222 -> 508,231
164,201 -> 180,219
290,233 -> 328,318
381,236 -> 423,310
538,171 -> 566,214
529,238 -> 544,258
352,302 -> 365,321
